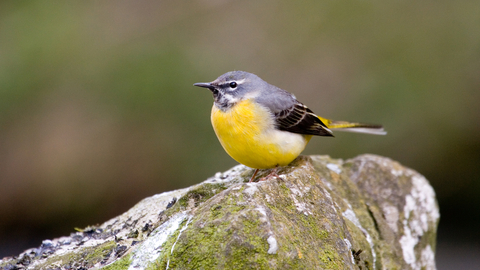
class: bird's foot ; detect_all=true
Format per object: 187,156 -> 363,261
259,167 -> 281,182
249,167 -> 282,182
249,169 -> 260,183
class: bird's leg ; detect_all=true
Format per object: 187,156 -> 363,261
249,169 -> 260,183
259,166 -> 280,181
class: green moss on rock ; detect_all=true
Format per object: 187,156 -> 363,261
37,241 -> 117,269
177,183 -> 228,209
101,253 -> 132,270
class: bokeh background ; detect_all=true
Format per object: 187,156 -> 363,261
1,1 -> 479,268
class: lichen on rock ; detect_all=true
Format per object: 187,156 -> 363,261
0,154 -> 439,270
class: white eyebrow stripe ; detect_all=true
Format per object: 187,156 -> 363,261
230,78 -> 246,85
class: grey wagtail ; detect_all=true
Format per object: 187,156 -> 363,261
194,71 -> 386,182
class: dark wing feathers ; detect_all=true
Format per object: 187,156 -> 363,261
274,102 -> 333,137
254,83 -> 333,136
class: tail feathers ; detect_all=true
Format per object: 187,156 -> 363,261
318,117 -> 387,135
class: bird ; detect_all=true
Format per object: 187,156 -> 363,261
194,71 -> 386,182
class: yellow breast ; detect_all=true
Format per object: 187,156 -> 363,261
211,99 -> 311,169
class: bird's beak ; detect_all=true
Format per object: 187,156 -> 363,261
193,82 -> 215,91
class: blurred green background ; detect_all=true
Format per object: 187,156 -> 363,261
1,0 -> 479,267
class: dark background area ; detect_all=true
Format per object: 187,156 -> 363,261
1,1 -> 479,268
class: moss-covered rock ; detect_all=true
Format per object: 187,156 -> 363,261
0,155 -> 439,270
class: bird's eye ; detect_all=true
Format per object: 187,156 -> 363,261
229,82 -> 237,88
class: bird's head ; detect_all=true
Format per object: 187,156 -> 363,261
194,71 -> 265,110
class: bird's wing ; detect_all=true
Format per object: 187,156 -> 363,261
254,84 -> 333,137
273,101 -> 333,136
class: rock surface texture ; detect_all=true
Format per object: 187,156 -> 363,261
0,154 -> 439,270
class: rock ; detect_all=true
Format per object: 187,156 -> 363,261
0,154 -> 439,270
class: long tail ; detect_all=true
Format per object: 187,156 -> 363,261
318,116 -> 387,135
